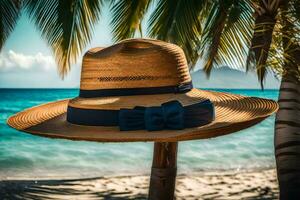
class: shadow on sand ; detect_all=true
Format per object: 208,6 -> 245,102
0,177 -> 147,200
0,176 -> 278,200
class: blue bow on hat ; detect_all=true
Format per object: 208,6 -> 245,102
118,100 -> 214,131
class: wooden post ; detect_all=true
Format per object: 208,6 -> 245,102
148,142 -> 178,200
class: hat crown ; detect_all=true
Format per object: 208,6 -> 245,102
80,39 -> 192,91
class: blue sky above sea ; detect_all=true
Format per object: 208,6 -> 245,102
0,8 -> 280,89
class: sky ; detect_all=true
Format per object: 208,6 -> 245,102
0,7 -> 280,89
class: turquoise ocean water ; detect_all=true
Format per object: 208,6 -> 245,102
0,89 -> 278,179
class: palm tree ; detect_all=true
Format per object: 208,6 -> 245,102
110,0 -> 300,199
273,2 -> 300,199
201,1 -> 300,199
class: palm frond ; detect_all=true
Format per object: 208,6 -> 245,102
279,5 -> 300,82
110,0 -> 152,41
0,0 -> 21,50
200,2 -> 227,76
288,0 -> 300,25
247,1 -> 300,85
201,0 -> 253,77
25,0 -> 102,78
292,0 -> 300,20
247,16 -> 276,87
148,0 -> 205,66
246,0 -> 279,88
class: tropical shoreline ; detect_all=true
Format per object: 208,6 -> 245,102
0,166 -> 276,181
0,88 -> 280,199
0,168 -> 279,199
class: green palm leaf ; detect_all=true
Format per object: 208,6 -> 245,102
110,0 -> 152,41
279,2 -> 300,80
247,18 -> 276,88
200,2 -> 228,76
25,0 -> 102,78
148,0 -> 204,66
0,0 -> 21,50
201,0 -> 253,77
289,0 -> 300,22
246,0 -> 282,88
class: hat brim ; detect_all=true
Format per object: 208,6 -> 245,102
7,89 -> 278,142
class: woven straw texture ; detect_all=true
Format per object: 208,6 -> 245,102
7,38 -> 278,142
80,39 -> 191,90
7,89 -> 278,142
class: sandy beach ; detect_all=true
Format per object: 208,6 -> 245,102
0,168 -> 278,200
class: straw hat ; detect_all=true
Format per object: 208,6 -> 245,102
7,39 -> 278,142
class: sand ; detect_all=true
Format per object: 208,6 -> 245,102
0,168 -> 278,200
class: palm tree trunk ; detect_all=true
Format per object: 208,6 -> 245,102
275,77 -> 300,199
275,12 -> 300,199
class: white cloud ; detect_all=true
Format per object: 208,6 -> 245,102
0,50 -> 55,72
